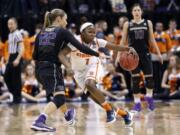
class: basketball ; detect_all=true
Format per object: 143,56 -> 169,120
119,51 -> 139,71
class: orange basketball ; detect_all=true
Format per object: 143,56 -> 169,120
119,51 -> 139,71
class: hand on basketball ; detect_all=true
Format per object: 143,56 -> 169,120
128,47 -> 137,56
158,54 -> 163,64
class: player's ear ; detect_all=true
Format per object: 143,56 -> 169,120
56,16 -> 62,23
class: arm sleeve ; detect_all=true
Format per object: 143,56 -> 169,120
62,30 -> 99,57
67,43 -> 77,51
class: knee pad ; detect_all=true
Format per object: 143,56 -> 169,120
52,94 -> 65,108
132,76 -> 141,94
145,76 -> 154,89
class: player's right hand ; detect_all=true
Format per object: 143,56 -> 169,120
128,47 -> 137,55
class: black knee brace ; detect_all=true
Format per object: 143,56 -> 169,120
132,76 -> 141,94
52,94 -> 65,108
145,76 -> 154,89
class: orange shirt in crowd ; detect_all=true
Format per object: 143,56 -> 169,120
0,41 -> 5,57
151,31 -> 172,54
3,40 -> 9,61
23,35 -> 35,61
166,29 -> 180,47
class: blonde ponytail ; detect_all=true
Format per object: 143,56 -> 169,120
44,11 -> 51,28
43,9 -> 66,28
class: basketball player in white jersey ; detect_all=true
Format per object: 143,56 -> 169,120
59,22 -> 136,125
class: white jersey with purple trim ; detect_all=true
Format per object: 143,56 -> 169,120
68,35 -> 107,90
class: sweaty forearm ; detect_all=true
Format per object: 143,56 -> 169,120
69,36 -> 99,57
106,43 -> 129,51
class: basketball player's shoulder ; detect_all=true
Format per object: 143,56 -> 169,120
95,37 -> 107,47
146,20 -> 153,27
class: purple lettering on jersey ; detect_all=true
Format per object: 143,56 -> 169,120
39,32 -> 56,46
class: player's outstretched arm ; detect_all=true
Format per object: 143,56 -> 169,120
62,30 -> 99,57
105,42 -> 129,51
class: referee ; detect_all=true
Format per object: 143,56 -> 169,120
4,18 -> 24,103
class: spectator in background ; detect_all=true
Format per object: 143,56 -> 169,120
110,0 -> 127,13
20,29 -> 33,66
166,19 -> 180,48
0,37 -> 6,58
80,16 -> 88,25
20,0 -> 39,18
106,34 -> 115,43
95,20 -> 108,39
151,22 -> 171,93
4,18 -> 24,104
0,0 -> 21,18
68,23 -> 78,36
113,16 -> 128,59
113,26 -> 121,45
30,23 -> 43,40
140,0 -> 156,12
64,72 -> 83,100
102,63 -> 129,101
154,55 -> 180,99
67,0 -> 109,14
0,57 -> 13,103
118,16 -> 128,31
21,64 -> 46,102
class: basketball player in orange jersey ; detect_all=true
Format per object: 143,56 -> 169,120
117,3 -> 163,112
59,22 -> 136,125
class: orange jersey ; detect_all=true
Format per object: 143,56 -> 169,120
151,32 -> 172,54
166,29 -> 180,47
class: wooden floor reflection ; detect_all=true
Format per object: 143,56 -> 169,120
1,100 -> 180,135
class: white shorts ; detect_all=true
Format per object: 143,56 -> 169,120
74,62 -> 104,91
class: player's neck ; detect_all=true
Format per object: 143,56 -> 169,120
81,35 -> 91,44
133,18 -> 142,23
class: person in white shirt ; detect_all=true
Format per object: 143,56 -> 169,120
59,22 -> 137,125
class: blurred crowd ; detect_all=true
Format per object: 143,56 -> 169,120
0,0 -> 180,104
1,0 -> 180,17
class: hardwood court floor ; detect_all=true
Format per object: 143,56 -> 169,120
0,100 -> 180,135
